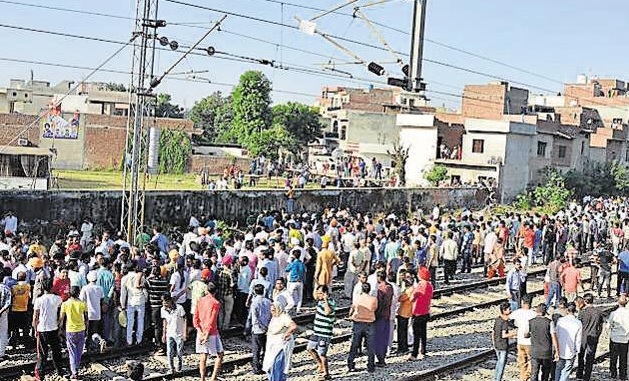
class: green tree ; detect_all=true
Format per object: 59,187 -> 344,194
424,164 -> 448,186
189,92 -> 233,143
272,102 -> 322,153
103,82 -> 127,92
158,129 -> 191,174
155,93 -> 184,119
248,125 -> 296,159
228,71 -> 272,148
611,160 -> 629,192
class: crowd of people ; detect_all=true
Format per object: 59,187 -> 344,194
1,195 -> 629,381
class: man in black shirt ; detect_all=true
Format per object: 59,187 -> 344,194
576,293 -> 605,381
595,248 -> 615,298
146,265 -> 169,354
493,301 -> 516,381
527,303 -> 559,381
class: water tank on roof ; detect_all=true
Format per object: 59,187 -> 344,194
576,74 -> 588,84
147,126 -> 160,175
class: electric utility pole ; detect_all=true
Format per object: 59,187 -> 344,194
407,0 -> 427,93
121,0 -> 160,245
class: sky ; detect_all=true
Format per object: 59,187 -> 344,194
0,0 -> 627,111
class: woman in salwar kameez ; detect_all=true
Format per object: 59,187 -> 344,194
262,299 -> 298,381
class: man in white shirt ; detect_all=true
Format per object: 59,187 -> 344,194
32,278 -> 65,377
440,232 -> 458,285
80,271 -> 105,353
80,218 -> 93,248
510,295 -> 536,381
608,296 -> 629,380
555,303 -> 582,381
2,211 -> 17,236
120,262 -> 147,346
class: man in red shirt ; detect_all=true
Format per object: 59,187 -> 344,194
523,224 -> 535,266
193,283 -> 223,381
407,268 -> 433,361
560,261 -> 583,303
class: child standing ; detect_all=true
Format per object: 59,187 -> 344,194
161,294 -> 187,373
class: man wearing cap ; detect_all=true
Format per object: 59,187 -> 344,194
80,271 -> 106,353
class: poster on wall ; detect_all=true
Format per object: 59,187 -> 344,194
42,104 -> 80,139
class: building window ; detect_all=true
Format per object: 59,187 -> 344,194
340,125 -> 347,140
558,145 -> 567,158
332,120 -> 339,134
537,141 -> 547,157
472,139 -> 484,153
581,141 -> 585,155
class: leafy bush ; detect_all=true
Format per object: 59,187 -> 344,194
423,165 -> 448,186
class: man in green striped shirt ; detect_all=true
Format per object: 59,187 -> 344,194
307,285 -> 336,380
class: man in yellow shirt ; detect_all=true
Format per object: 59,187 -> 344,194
9,271 -> 30,347
59,286 -> 88,380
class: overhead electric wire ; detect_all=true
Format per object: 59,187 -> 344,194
1,6 -> 624,113
0,0 -> 573,88
0,37 -> 136,153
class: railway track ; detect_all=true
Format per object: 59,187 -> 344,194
0,263 -> 571,380
397,303 -> 618,381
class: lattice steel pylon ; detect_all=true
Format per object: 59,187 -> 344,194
121,0 -> 160,245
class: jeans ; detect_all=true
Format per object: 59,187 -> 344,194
126,304 -> 145,346
251,332 -> 266,372
396,316 -> 409,352
599,269 -> 612,296
577,337 -> 598,381
530,357 -> 552,381
494,349 -> 507,381
618,271 -> 629,296
101,302 -> 114,343
0,311 -> 7,357
461,251 -> 472,273
429,266 -> 437,288
411,314 -> 429,357
555,356 -> 576,381
610,340 -> 628,379
166,336 -> 184,372
150,306 -> 164,349
347,322 -> 375,371
545,281 -> 561,309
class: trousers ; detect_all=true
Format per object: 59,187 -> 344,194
373,319 -> 390,363
35,330 -> 64,378
219,295 -> 234,330
287,281 -> 303,312
610,340 -> 628,380
0,312 -> 7,357
347,322 -> 375,371
126,304 -> 145,345
66,331 -> 86,375
411,314 -> 429,357
251,332 -> 267,372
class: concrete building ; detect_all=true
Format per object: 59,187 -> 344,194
314,86 -> 433,170
0,79 -> 130,116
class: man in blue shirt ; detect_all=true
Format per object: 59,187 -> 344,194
248,284 -> 271,375
286,249 -> 306,313
505,259 -> 524,311
617,246 -> 629,296
150,226 -> 169,256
